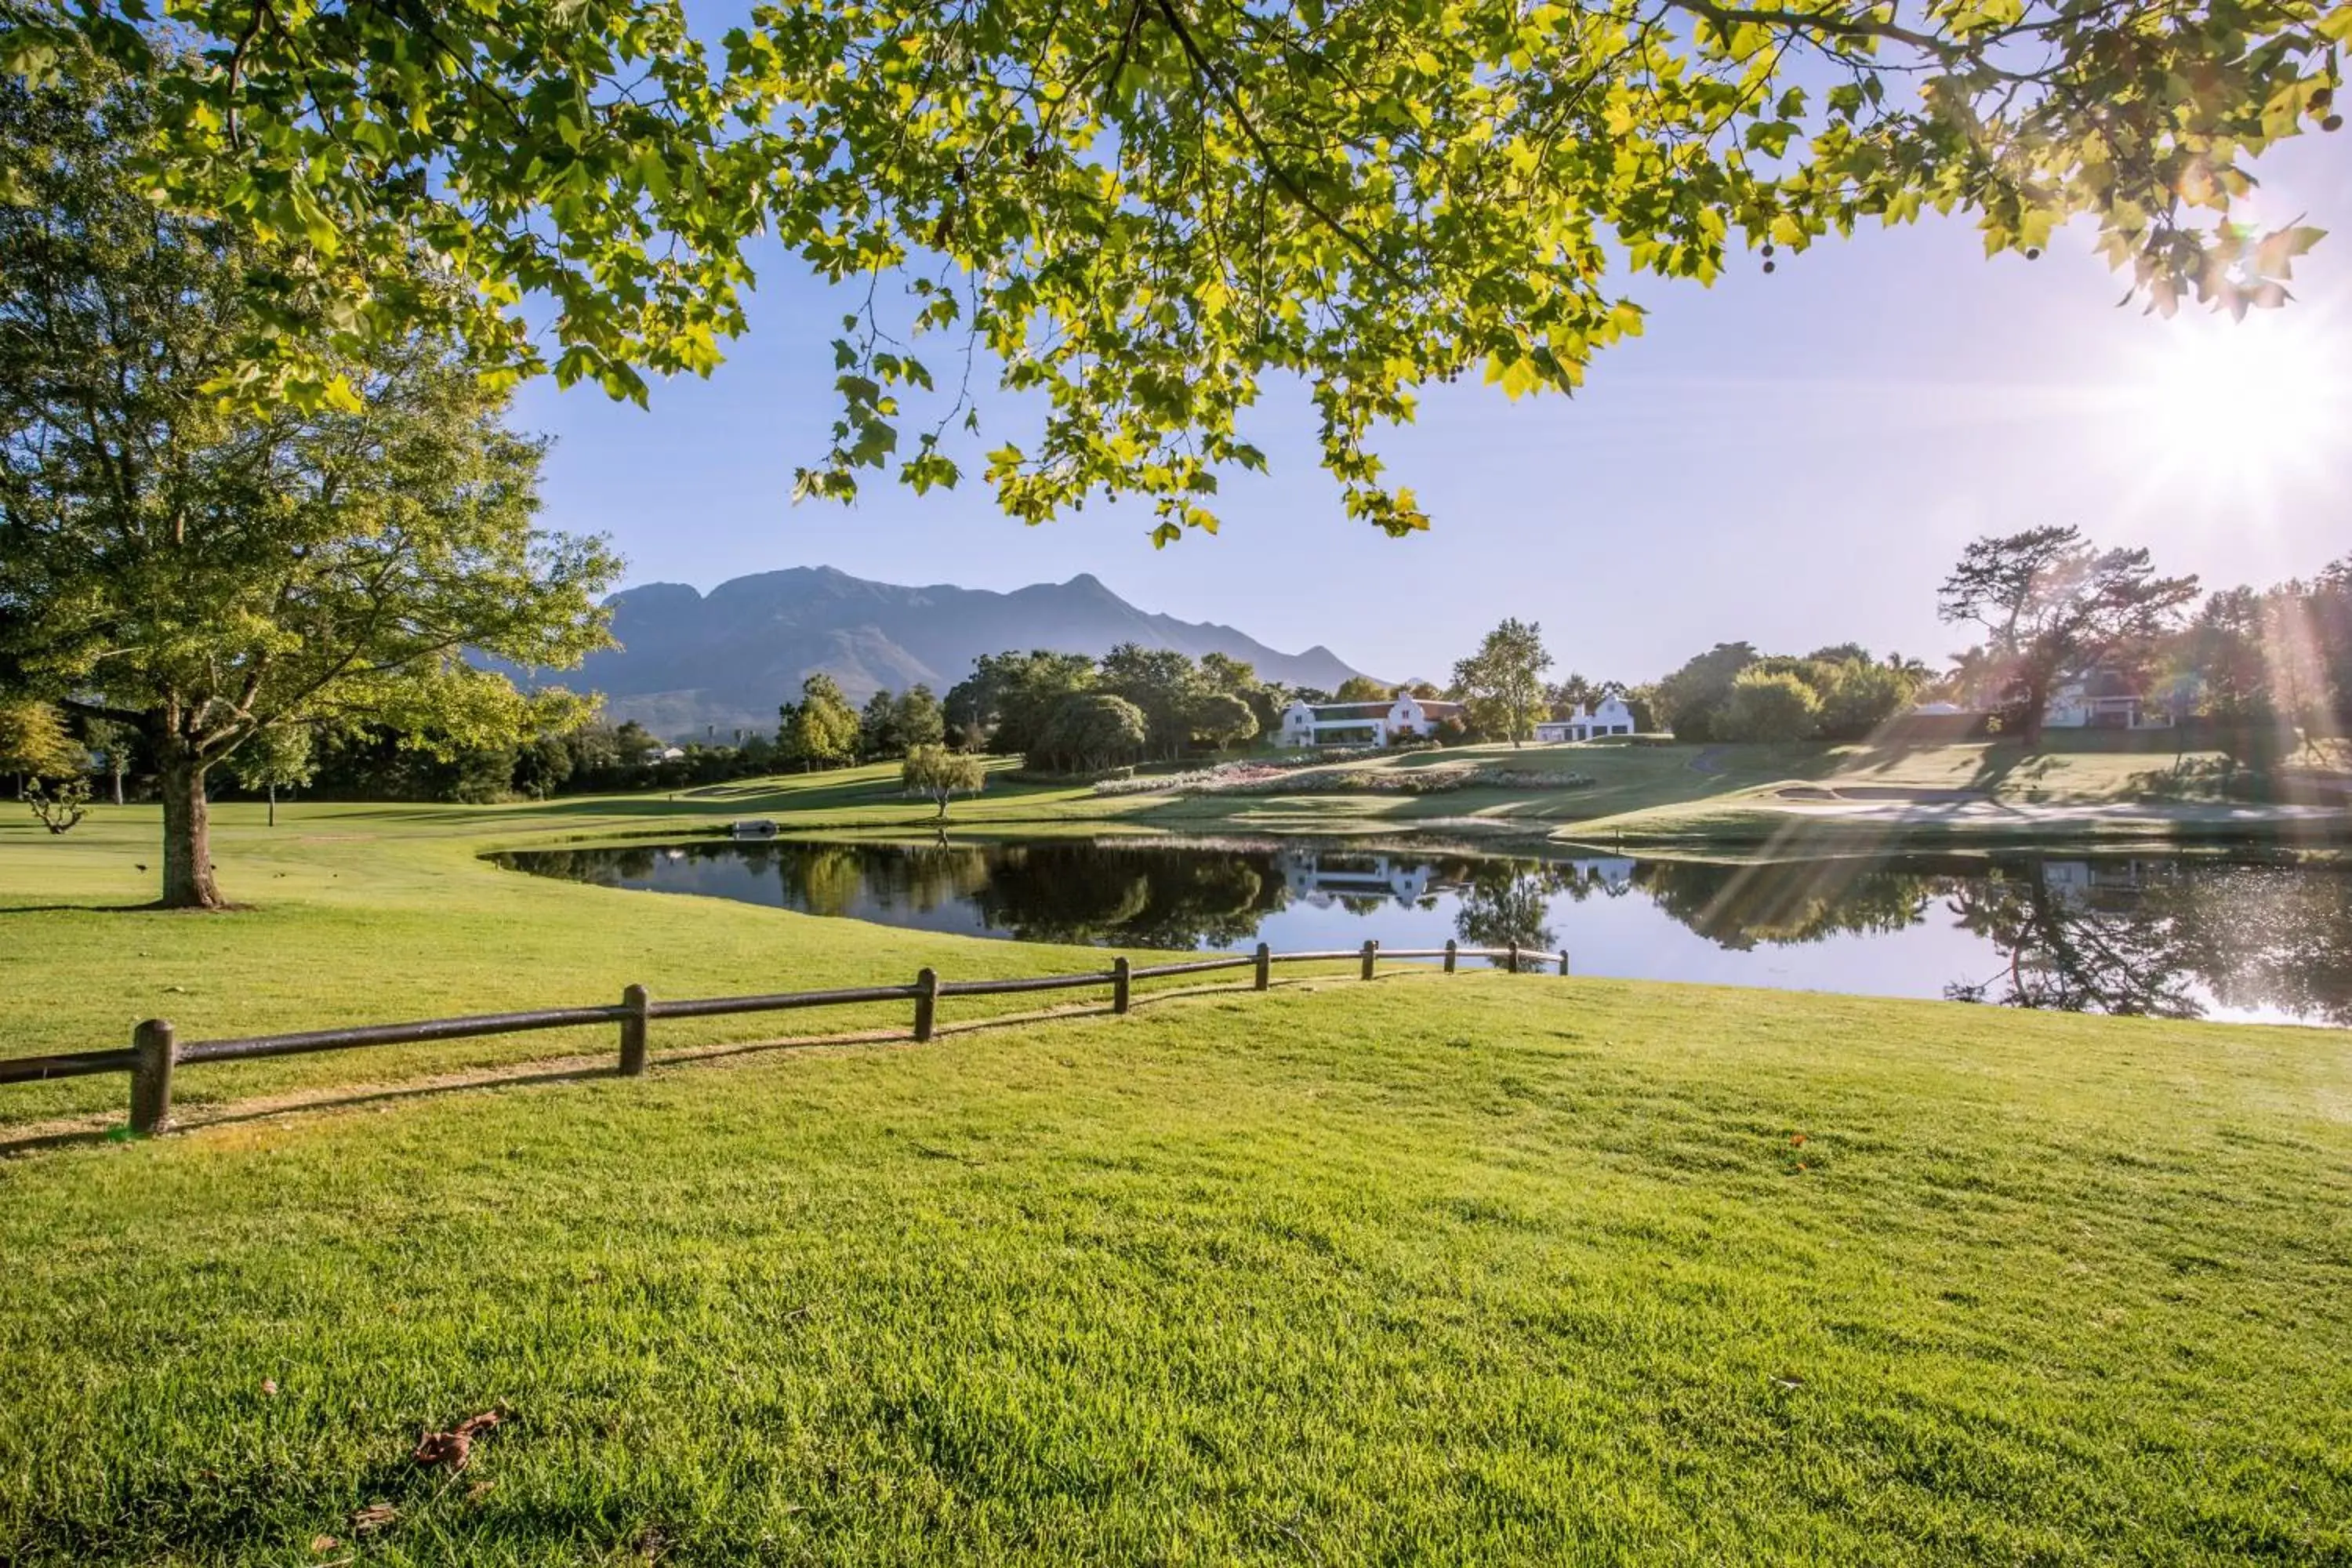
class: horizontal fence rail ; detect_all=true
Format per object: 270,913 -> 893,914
0,1047 -> 140,1084
13,938 -> 1568,1136
178,1006 -> 632,1064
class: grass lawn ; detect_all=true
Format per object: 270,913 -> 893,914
0,783 -> 1283,1129
3,978 -> 2349,1563
3,785 -> 2350,1563
1105,735 -> 2347,847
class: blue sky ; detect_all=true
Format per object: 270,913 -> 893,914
516,132 -> 2352,688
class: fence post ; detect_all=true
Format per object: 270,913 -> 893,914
1558,949 -> 1571,976
1254,942 -> 1271,991
1508,940 -> 1520,975
1444,940 -> 1457,975
1112,956 -> 1132,1014
619,984 -> 650,1076
129,1018 -> 176,1135
1360,939 -> 1377,981
913,967 -> 939,1043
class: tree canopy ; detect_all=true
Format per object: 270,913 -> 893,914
1452,619 -> 1553,746
1032,693 -> 1151,773
0,63 -> 617,906
902,741 -> 986,816
1721,666 -> 1822,742
0,699 -> 79,784
1190,690 -> 1260,750
1645,641 -> 1918,740
947,649 -> 1100,758
1938,526 -> 2200,742
778,673 -> 862,768
7,0 -> 2341,539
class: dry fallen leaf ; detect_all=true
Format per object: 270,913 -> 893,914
262,1378 -> 279,1396
309,1535 -> 339,1553
350,1501 -> 397,1534
413,1430 -> 469,1468
413,1409 -> 504,1471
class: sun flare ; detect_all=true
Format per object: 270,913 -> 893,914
2119,314 -> 2349,492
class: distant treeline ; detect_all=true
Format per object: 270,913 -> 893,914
11,544 -> 2349,807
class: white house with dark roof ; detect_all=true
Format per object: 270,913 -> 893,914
2042,666 -> 2197,730
1277,849 -> 1453,906
1534,694 -> 1637,742
1279,692 -> 1465,747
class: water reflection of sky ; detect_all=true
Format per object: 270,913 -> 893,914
495,840 -> 2352,1028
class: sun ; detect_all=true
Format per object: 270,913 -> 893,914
2118,312 -> 2349,493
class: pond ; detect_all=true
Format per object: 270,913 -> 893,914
490,837 -> 2352,1028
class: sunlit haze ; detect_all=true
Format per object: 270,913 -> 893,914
517,137 -> 2352,687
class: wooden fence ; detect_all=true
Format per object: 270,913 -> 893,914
0,938 -> 1566,1135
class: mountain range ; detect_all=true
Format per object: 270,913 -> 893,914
515,566 -> 1374,739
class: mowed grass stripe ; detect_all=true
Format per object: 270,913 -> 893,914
2,979 -> 2347,1564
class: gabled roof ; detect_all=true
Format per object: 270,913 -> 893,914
1291,702 -> 1393,717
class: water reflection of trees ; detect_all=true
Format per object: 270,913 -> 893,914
1464,850 -> 2352,1025
488,846 -> 666,887
1944,857 -> 2352,1025
777,842 -> 993,919
1442,855 -> 1947,967
1452,860 -> 1567,960
499,840 -> 2352,1026
1632,858 -> 1939,949
967,843 -> 1285,949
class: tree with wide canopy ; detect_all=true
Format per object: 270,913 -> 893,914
0,63 -> 619,908
3,0 -> 2340,540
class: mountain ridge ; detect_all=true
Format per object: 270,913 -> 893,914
515,566 -> 1374,739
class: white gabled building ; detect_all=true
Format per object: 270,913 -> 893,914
1278,692 -> 1466,747
2042,667 -> 2198,731
1277,850 -> 1448,906
1534,694 -> 1636,742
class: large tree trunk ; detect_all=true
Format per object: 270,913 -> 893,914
2020,673 -> 2050,750
158,750 -> 227,909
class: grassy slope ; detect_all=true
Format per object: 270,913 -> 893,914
0,779 -> 1251,1127
2,739 -> 2340,1121
4,785 -> 2350,1562
1118,735 -> 2339,846
3,981 -> 2348,1564
1547,737 -> 2352,848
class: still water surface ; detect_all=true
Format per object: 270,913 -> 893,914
492,837 -> 2352,1027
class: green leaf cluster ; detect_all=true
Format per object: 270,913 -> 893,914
11,0 -> 2344,534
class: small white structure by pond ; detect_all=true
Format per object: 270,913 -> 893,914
1534,694 -> 1636,742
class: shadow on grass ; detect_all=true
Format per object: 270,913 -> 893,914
1961,745 -> 2051,795
0,975 -> 1375,1159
